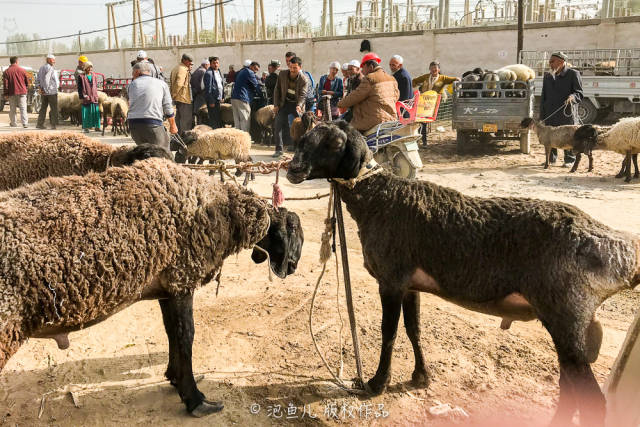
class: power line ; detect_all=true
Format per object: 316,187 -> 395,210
0,0 -> 234,45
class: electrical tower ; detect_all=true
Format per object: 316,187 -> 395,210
280,0 -> 310,37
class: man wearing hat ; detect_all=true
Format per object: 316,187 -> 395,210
540,51 -> 584,166
74,55 -> 88,80
264,60 -> 280,104
389,55 -> 413,102
190,58 -> 209,121
230,61 -> 261,132
36,53 -> 59,129
170,53 -> 194,135
134,50 -> 164,80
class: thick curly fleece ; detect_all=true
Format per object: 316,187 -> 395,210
0,159 -> 269,371
0,132 -> 141,191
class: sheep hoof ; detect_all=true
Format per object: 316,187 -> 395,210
365,377 -> 388,396
411,369 -> 430,388
190,400 -> 224,417
500,318 -> 513,329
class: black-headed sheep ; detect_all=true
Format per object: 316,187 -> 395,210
178,127 -> 254,185
521,118 -> 596,172
574,117 -> 640,182
0,131 -> 171,191
253,104 -> 275,145
101,96 -> 130,136
0,159 -> 304,417
286,120 -> 640,427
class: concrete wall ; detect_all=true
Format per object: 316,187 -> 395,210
3,17 -> 639,81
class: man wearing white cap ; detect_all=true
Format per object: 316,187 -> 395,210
341,63 -> 350,82
134,50 -> 164,80
190,59 -> 209,119
389,54 -> 413,102
36,53 -> 59,129
347,59 -> 363,94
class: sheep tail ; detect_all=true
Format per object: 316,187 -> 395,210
632,240 -> 640,287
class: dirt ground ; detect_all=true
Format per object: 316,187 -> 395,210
1,113 -> 639,427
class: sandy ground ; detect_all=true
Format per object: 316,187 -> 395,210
0,113 -> 639,427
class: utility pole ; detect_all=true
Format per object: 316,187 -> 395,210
321,0 -> 327,35
517,0 -> 524,61
192,0 -> 199,44
78,30 -> 82,53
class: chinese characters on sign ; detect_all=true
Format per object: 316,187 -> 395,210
462,107 -> 499,115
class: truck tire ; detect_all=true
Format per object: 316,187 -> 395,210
456,130 -> 469,154
520,131 -> 531,154
0,99 -> 4,112
577,99 -> 598,124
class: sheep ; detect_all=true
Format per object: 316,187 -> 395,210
496,64 -> 536,82
520,118 -> 594,172
101,96 -> 129,137
57,91 -> 108,126
220,102 -> 234,126
286,120 -> 640,427
574,118 -> 640,182
253,104 -> 275,145
0,131 -> 172,191
0,158 -> 304,417
290,111 -> 317,146
178,127 -> 254,185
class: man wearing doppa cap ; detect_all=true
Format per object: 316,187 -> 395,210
134,50 -> 164,80
170,53 -> 194,134
540,51 -> 584,166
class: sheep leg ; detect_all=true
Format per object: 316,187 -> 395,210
624,151 -> 633,183
242,172 -> 250,187
402,292 -> 429,387
570,153 -> 581,173
544,314 -> 605,427
633,154 -> 639,178
161,294 -> 223,417
544,146 -> 551,169
587,152 -> 594,172
158,298 -> 181,388
366,290 -> 403,395
615,155 -> 628,179
0,321 -> 24,374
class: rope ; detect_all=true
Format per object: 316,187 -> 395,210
540,99 -> 581,124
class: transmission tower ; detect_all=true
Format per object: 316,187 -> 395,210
280,0 -> 310,37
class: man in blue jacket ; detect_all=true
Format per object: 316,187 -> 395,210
203,56 -> 225,128
230,61 -> 261,132
540,51 -> 584,166
389,54 -> 413,102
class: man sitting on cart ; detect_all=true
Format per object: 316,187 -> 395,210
337,53 -> 399,134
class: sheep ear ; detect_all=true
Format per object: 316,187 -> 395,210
325,125 -> 348,151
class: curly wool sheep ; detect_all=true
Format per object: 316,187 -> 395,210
0,131 -> 172,191
0,159 -> 303,416
179,127 -> 254,185
574,117 -> 640,182
287,120 -> 640,427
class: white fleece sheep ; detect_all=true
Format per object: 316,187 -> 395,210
496,64 -> 536,81
180,127 -> 254,185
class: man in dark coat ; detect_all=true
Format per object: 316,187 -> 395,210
264,60 -> 280,104
389,54 -> 413,102
540,51 -> 584,166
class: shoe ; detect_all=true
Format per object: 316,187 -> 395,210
272,151 -> 283,158
36,125 -> 46,130
9,123 -> 17,127
50,126 -> 57,130
562,161 -> 575,168
94,128 -> 101,132
23,124 -> 28,128
83,128 -> 90,133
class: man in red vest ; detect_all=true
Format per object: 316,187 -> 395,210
2,56 -> 29,128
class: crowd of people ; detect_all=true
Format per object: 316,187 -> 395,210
2,49 -> 582,165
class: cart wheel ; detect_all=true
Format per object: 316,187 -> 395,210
577,99 -> 598,124
389,146 -> 417,179
519,130 -> 531,154
456,130 -> 469,154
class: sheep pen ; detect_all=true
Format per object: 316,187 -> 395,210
287,120 -> 640,427
0,158 -> 303,417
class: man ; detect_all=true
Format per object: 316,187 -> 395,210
170,53 -> 194,135
389,54 -> 413,102
540,51 -> 584,166
127,61 -> 177,153
341,63 -> 350,83
191,59 -> 209,121
134,50 -> 164,79
272,56 -> 308,158
347,59 -> 363,94
36,53 -> 59,129
230,61 -> 260,132
337,53 -> 399,133
283,51 -> 314,112
226,65 -> 236,84
203,56 -> 224,128
285,51 -> 296,66
74,55 -> 88,80
412,61 -> 459,146
3,56 -> 29,128
264,60 -> 280,104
